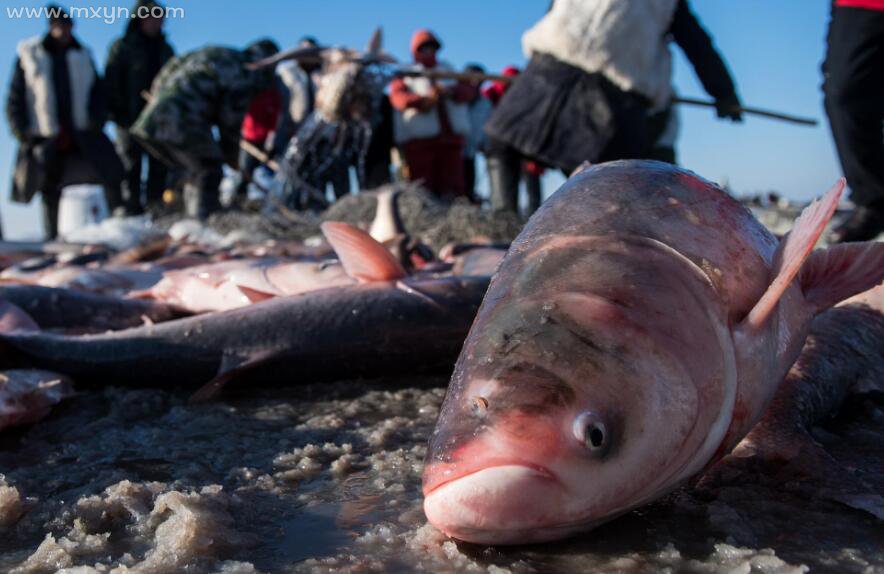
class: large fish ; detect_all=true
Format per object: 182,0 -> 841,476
422,160 -> 884,545
0,224 -> 488,397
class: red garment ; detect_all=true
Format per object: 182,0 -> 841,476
402,136 -> 465,197
410,28 -> 442,55
240,86 -> 282,144
523,160 -> 545,177
835,0 -> 884,9
482,65 -> 520,106
389,77 -> 433,111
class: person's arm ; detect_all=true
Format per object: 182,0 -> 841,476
6,57 -> 29,141
104,39 -> 128,126
388,77 -> 435,112
670,0 -> 742,121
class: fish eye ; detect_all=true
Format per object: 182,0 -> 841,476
470,396 -> 488,416
573,412 -> 608,455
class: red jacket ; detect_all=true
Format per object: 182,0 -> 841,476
240,86 -> 282,144
388,29 -> 475,112
481,65 -> 520,107
835,0 -> 884,9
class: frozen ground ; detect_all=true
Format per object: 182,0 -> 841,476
1,374 -> 881,573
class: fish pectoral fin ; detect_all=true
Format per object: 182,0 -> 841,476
0,300 -> 39,333
320,221 -> 407,283
188,349 -> 277,403
236,284 -> 277,304
798,242 -> 884,313
742,180 -> 844,330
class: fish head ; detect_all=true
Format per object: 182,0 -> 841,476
423,234 -> 736,544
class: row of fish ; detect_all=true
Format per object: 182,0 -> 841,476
0,191 -> 505,427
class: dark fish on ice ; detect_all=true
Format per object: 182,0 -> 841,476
708,285 -> 884,518
0,224 -> 489,396
422,160 -> 884,544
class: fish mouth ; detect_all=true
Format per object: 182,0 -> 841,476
422,459 -> 557,496
423,463 -> 572,545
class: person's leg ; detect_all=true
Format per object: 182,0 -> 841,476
330,158 -> 351,200
145,153 -> 169,208
824,6 -> 884,241
193,160 -> 223,219
435,139 -> 466,198
41,188 -> 62,240
235,147 -> 258,199
39,146 -> 66,239
463,155 -> 477,202
115,128 -> 144,213
524,170 -> 542,217
402,139 -> 437,194
485,136 -> 520,213
170,148 -> 223,220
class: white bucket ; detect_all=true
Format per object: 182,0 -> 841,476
57,184 -> 108,237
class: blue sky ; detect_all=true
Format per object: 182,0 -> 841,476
0,1 -> 840,238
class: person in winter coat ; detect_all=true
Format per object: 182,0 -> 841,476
388,29 -> 476,198
824,0 -> 884,242
105,0 -> 175,212
484,0 -> 742,181
130,39 -> 280,219
462,63 -> 492,203
483,65 -> 545,217
5,5 -> 125,239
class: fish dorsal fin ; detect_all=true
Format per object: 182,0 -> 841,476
743,179 -> 844,330
799,242 -> 884,312
320,222 -> 407,282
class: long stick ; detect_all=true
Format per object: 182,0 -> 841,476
395,69 -> 818,127
672,96 -> 817,127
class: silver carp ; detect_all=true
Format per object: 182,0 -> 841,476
422,160 -> 884,544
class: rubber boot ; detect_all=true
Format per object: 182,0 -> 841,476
487,155 -> 520,214
524,172 -> 542,217
42,190 -> 61,240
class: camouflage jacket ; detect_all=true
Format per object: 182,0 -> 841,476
131,45 -> 276,162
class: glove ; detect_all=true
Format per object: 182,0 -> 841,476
715,98 -> 743,123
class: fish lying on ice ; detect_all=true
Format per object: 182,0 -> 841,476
138,257 -> 355,313
0,223 -> 488,395
137,189 -> 412,313
0,369 -> 75,431
704,284 -> 884,518
0,284 -> 187,332
422,160 -> 884,545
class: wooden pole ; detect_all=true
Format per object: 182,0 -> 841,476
394,69 -> 818,126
